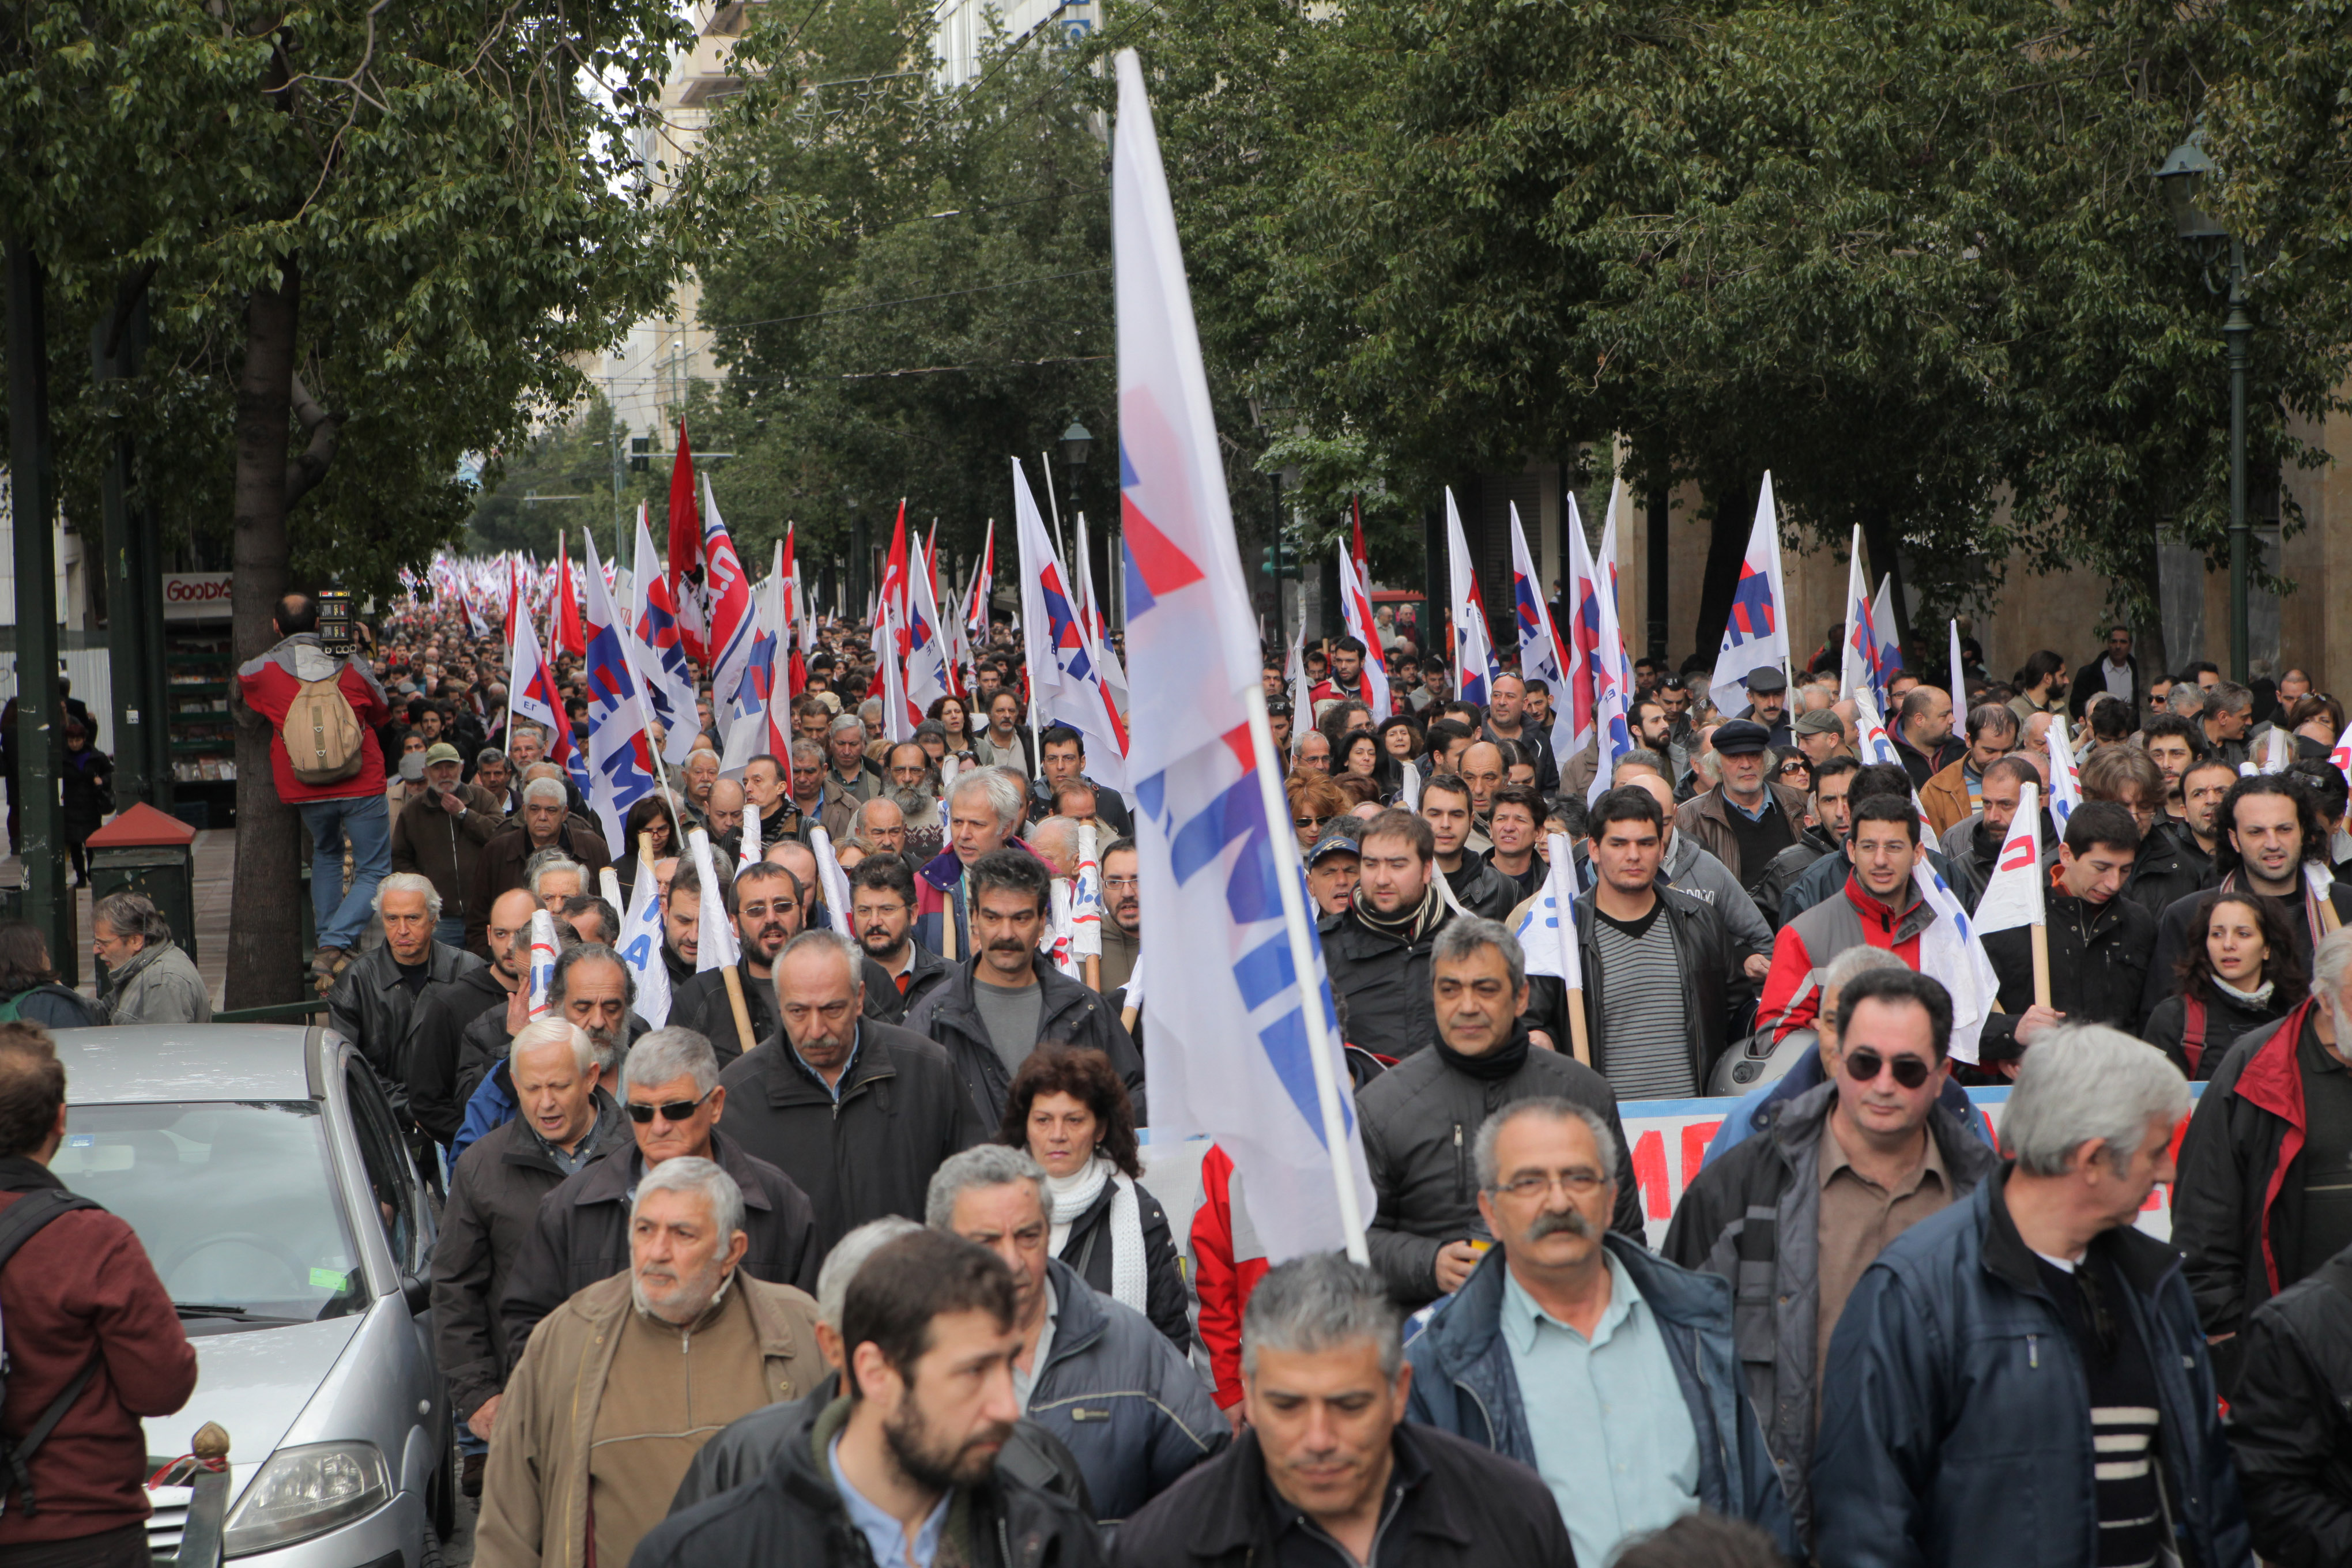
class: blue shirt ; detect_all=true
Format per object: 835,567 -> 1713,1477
830,1433 -> 949,1568
793,1025 -> 863,1103
1501,1252 -> 1701,1568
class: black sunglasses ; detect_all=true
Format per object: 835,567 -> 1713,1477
1843,1048 -> 1932,1090
627,1090 -> 714,1125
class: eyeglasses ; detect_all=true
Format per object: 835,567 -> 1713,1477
627,1089 -> 714,1124
1488,1168 -> 1607,1201
1103,876 -> 1139,891
1842,1049 -> 1932,1090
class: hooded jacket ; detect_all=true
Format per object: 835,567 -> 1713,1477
1355,1031 -> 1644,1308
233,632 -> 392,804
1757,873 -> 1939,1042
1404,1237 -> 1797,1556
713,1020 -> 990,1258
628,1390 -> 1105,1568
1812,1170 -> 2249,1568
1663,1080 -> 1999,1538
906,952 -> 1147,1128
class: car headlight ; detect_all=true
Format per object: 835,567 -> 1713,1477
221,1441 -> 392,1556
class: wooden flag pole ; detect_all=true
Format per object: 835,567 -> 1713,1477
1564,990 -> 1593,1066
2031,924 -> 2052,1011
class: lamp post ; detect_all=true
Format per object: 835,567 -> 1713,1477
2154,134 -> 2252,683
1058,421 -> 1098,619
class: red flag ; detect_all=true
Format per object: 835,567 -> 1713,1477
556,533 -> 587,657
666,421 -> 699,577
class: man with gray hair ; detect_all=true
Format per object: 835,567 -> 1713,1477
1115,1254 -> 1576,1567
467,771 -> 611,953
928,1143 -> 1227,1523
1813,1026 -> 2247,1568
476,1156 -> 823,1568
1359,914 -> 1641,1310
2175,922 -> 2352,1371
328,869 -> 483,1136
91,891 -> 210,1024
828,713 -> 883,804
525,849 -> 586,915
1405,1096 -> 1795,1565
499,1026 -> 822,1355
2202,680 -> 2257,768
915,766 -> 1027,958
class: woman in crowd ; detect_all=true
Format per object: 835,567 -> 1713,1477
1284,771 -> 1348,855
613,794 -> 681,894
2143,889 -> 2303,1080
997,1045 -> 1192,1350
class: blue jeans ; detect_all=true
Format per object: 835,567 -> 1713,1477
434,915 -> 466,951
300,794 -> 393,952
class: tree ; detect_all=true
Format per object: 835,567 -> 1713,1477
2,0 -> 694,1003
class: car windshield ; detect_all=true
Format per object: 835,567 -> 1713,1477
51,1101 -> 366,1323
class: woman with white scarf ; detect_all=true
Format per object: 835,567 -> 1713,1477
2144,889 -> 2302,1080
998,1043 -> 1192,1351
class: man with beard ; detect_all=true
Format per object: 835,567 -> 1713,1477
1096,838 -> 1141,996
669,862 -> 805,1064
409,886 -> 541,1151
659,855 -> 706,989
927,1147 -> 1226,1524
907,848 -> 1145,1125
499,1026 -> 823,1357
627,1231 -> 1103,1568
847,857 -> 950,1024
475,1158 -> 823,1568
1935,753 -> 2039,913
717,932 -> 988,1254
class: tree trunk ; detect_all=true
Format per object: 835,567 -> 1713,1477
1859,501 -> 1914,664
225,255 -> 303,1009
2129,525 -> 2170,684
1693,475 -> 1762,669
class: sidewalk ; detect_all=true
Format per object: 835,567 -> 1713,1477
0,828 -> 238,1008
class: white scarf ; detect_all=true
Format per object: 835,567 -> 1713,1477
2212,974 -> 2276,1008
1045,1154 -> 1148,1318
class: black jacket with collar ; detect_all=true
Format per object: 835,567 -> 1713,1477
714,1019 -> 990,1258
326,938 -> 484,1126
1754,824 -> 1838,929
1441,855 -> 1519,921
405,964 -> 514,1147
2227,1244 -> 2352,1567
1978,886 -> 2156,1060
2125,816 -> 2215,921
1109,1420 -> 1575,1568
631,1390 -> 1106,1568
904,952 -> 1147,1128
860,939 -> 953,1026
497,1127 -> 820,1361
1517,880 -> 1737,1091
1320,894 -> 1457,1060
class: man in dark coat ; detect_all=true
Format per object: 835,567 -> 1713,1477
718,931 -> 991,1257
2226,1238 -> 2352,1567
406,887 -> 535,1149
325,870 -> 483,1134
904,847 -> 1145,1125
463,778 -> 612,954
1321,808 -> 1457,1060
498,1026 -> 820,1357
1977,800 -> 2158,1064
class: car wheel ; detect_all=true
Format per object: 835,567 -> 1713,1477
418,1518 -> 443,1568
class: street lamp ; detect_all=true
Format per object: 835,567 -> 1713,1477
2154,133 -> 2253,682
1058,420 -> 1094,471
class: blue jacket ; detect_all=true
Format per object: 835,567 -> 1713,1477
1812,1169 -> 2253,1568
1403,1232 -> 1796,1556
448,1061 -> 517,1173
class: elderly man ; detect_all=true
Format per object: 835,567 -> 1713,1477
432,1020 -> 628,1495
1359,917 -> 1642,1310
721,931 -> 989,1254
907,847 -> 1146,1125
847,857 -> 951,1024
1668,968 -> 1997,1537
928,1145 -> 1227,1524
1813,1027 -> 2246,1568
448,942 -> 648,1167
681,748 -> 722,825
849,794 -> 910,869
498,1026 -> 821,1356
474,1158 -> 823,1568
326,871 -> 483,1133
629,1230 -> 1103,1568
525,850 -> 585,916
827,714 -> 883,804
1403,1096 -> 1792,1563
391,740 -> 506,947
1321,809 -> 1457,1059
914,767 -> 1026,958
704,777 -> 747,846
91,892 -> 210,1024
467,776 -> 611,953
1676,718 -> 1808,895
1117,1255 -> 1576,1567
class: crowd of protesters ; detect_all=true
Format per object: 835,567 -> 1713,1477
7,591 -> 2352,1568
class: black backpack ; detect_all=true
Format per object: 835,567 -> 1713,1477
0,1188 -> 105,1518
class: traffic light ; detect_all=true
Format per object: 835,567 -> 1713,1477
1259,536 -> 1300,579
629,436 -> 651,473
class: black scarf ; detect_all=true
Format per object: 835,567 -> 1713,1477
0,1156 -> 63,1195
1352,882 -> 1441,942
1435,1026 -> 1531,1081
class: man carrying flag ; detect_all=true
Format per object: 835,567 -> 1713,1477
1975,796 -> 2155,1068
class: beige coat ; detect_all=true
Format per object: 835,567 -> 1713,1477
474,1271 -> 821,1568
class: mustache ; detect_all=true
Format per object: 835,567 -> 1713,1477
1526,1208 -> 1596,1242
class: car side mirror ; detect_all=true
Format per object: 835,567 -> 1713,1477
401,1273 -> 431,1315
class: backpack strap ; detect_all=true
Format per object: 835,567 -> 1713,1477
0,1189 -> 105,1520
2181,997 -> 2208,1076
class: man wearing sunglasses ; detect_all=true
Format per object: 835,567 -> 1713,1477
1666,968 -> 1997,1540
500,1025 -> 823,1357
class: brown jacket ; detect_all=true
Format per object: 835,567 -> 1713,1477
473,1270 -> 821,1568
1673,780 -> 1811,887
465,815 -> 613,955
1919,758 -> 1976,839
391,782 -> 506,922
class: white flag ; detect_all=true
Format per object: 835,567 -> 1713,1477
617,856 -> 672,1028
686,826 -> 739,973
1970,785 -> 2047,936
1516,834 -> 1584,990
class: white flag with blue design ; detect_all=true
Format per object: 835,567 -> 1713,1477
1516,834 -> 1584,990
1114,49 -> 1371,1262
1707,472 -> 1791,721
618,856 -> 672,1028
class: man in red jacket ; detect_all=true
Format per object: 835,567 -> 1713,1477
236,592 -> 395,988
1757,794 -> 1938,1042
0,1023 -> 197,1564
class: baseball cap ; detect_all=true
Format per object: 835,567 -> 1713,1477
1307,829 -> 1362,867
1791,710 -> 1843,738
1713,719 -> 1773,756
425,741 -> 463,765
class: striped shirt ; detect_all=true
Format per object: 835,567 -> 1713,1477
2034,1251 -> 2164,1568
1592,903 -> 1696,1100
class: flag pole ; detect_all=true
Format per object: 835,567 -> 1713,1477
1241,680 -> 1371,1267
2031,924 -> 2052,1011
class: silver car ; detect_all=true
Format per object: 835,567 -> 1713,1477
52,1026 -> 451,1567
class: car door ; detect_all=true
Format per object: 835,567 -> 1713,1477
342,1060 -> 448,1495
